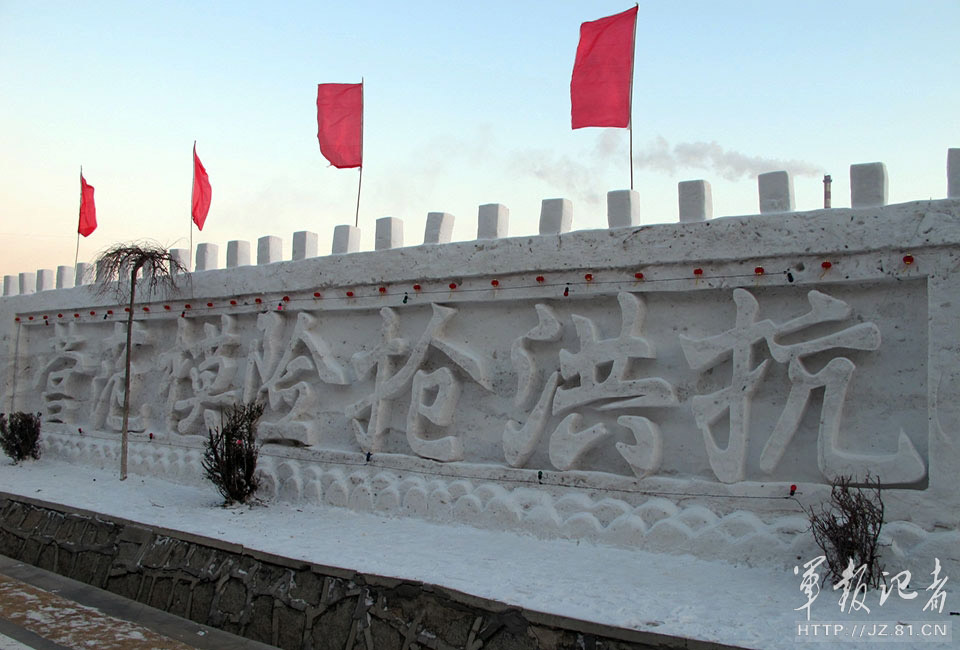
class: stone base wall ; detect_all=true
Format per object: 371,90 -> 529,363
0,493 -> 730,650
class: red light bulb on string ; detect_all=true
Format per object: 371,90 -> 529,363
448,282 -> 457,290
313,292 -> 322,298
73,313 -> 80,318
584,273 -> 593,282
57,313 -> 63,318
254,298 -> 262,304
490,279 -> 499,287
230,300 -> 237,306
819,261 -> 832,279
379,286 -> 387,294
184,304 -> 191,310
903,254 -> 914,266
790,484 -> 797,496
282,296 -> 290,303
346,291 -> 354,298
206,302 -> 214,308
14,317 -> 20,322
413,284 -> 421,292
89,311 -> 96,316
634,272 -> 644,281
163,305 -> 170,311
754,266 -> 764,276
28,316 -> 34,321
142,307 -> 149,312
536,275 -> 545,283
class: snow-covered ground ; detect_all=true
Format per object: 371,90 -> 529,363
0,459 -> 953,649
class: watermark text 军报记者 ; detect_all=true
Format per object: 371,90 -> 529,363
793,556 -> 952,642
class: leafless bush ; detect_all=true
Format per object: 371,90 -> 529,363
0,412 -> 42,463
202,402 -> 265,505
807,475 -> 885,588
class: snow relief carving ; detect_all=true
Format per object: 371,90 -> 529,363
503,292 -> 677,477
680,288 -> 925,485
161,315 -> 244,435
35,322 -> 98,425
244,311 -> 348,445
90,321 -> 153,432
346,304 -> 492,461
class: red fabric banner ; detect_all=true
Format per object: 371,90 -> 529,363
78,173 -> 96,237
192,143 -> 212,231
316,83 -> 363,169
570,6 -> 638,129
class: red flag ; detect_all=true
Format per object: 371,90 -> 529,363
571,6 -> 638,129
316,83 -> 363,168
192,142 -> 212,230
78,173 -> 96,237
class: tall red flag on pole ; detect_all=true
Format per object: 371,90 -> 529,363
316,83 -> 363,169
192,142 -> 212,230
78,173 -> 97,237
570,6 -> 638,129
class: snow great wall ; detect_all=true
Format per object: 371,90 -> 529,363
1,153 -> 959,648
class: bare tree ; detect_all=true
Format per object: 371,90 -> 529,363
95,242 -> 188,480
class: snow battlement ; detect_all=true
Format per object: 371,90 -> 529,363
1,151 -> 959,575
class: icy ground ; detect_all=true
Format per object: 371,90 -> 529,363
0,460 -> 953,649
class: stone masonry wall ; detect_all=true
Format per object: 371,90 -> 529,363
0,493 -> 726,650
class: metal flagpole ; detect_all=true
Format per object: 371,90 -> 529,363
75,166 -> 82,268
190,141 -> 195,262
355,167 -> 363,228
354,78 -> 364,228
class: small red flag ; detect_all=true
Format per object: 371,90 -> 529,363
192,143 -> 212,230
571,6 -> 638,129
78,173 -> 97,237
316,83 -> 363,169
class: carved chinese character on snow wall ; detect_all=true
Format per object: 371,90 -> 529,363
680,288 -> 925,484
346,304 -> 492,461
35,321 -> 98,425
243,311 -> 348,446
161,315 -> 244,435
503,293 -> 678,477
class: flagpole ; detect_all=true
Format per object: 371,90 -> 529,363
75,166 -> 82,268
190,141 -> 195,263
355,166 -> 363,228
629,3 -> 638,191
354,78 -> 364,228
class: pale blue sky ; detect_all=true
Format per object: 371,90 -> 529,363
1,1 -> 958,279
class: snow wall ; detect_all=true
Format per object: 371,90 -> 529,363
2,155 -> 959,575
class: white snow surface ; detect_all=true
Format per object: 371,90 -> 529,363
0,460 -> 953,649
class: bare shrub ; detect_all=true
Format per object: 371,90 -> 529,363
0,412 -> 42,463
202,402 -> 265,505
807,475 -> 885,588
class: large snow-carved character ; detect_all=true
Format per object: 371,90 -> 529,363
680,288 -> 925,484
243,311 -> 348,445
90,321 -> 154,432
162,315 -> 244,435
346,304 -> 492,461
503,293 -> 677,477
34,321 -> 99,424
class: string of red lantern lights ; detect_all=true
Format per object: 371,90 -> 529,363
10,254 -> 920,325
